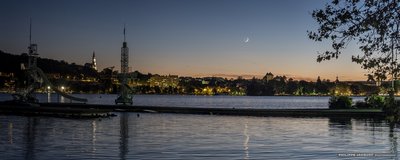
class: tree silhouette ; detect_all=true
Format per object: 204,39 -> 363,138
286,78 -> 298,95
308,0 -> 400,83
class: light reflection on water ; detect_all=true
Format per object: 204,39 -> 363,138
243,120 -> 249,160
0,113 -> 399,160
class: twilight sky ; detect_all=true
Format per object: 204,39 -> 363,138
0,0 -> 368,81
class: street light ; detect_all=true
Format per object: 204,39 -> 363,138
47,86 -> 51,103
59,86 -> 65,103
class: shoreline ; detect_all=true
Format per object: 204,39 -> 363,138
0,92 -> 374,97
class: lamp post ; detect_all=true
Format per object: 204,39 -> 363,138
60,86 -> 65,103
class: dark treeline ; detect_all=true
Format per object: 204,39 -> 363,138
0,50 -> 97,77
243,75 -> 383,96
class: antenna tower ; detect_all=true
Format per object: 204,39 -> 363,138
116,24 -> 133,105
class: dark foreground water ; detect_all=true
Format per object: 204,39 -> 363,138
0,94 -> 398,159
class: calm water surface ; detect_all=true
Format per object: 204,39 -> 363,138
0,94 -> 398,159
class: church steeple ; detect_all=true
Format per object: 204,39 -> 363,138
335,75 -> 339,84
92,51 -> 97,71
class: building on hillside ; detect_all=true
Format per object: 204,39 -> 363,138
148,75 -> 179,88
263,72 -> 274,82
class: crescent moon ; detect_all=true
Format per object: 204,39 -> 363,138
244,37 -> 249,43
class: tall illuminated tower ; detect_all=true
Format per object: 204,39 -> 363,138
115,25 -> 133,105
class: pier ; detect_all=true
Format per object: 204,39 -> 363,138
1,102 -> 383,119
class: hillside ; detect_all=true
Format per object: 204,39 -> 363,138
0,50 -> 97,76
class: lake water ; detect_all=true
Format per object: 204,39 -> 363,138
0,93 -> 365,109
0,94 -> 399,159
